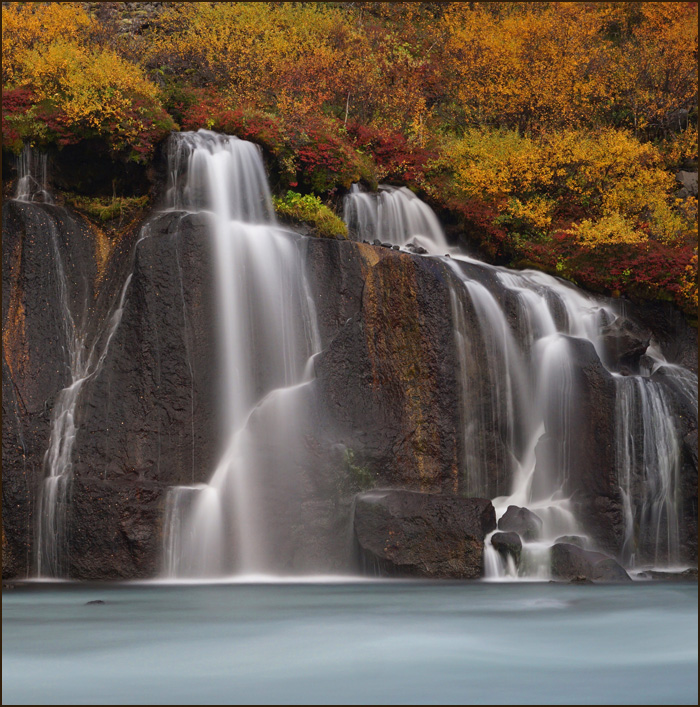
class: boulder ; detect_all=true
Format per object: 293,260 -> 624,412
550,543 -> 631,582
554,535 -> 588,549
598,317 -> 651,372
675,170 -> 698,197
490,532 -> 522,564
354,490 -> 496,579
498,506 -> 543,541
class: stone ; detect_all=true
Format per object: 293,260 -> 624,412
490,532 -> 522,564
554,535 -> 588,549
675,170 -> 698,197
498,506 -> 543,541
354,490 -> 496,579
550,543 -> 631,583
599,317 -> 651,372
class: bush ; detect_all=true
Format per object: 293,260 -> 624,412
272,191 -> 347,239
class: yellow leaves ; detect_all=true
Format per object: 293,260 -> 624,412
24,40 -> 158,134
2,2 -> 94,85
569,213 -> 648,248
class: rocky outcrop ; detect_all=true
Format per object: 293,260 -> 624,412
497,506 -> 543,541
354,490 -> 496,579
550,543 -> 631,583
598,317 -> 651,373
490,532 -> 522,564
309,240 -> 464,495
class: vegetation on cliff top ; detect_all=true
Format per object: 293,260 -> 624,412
2,1 -> 697,315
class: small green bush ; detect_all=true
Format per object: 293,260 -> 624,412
272,190 -> 347,239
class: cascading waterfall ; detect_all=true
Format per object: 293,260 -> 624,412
345,182 -> 697,578
344,184 -> 448,253
162,131 -> 320,577
615,376 -> 682,568
15,145 -> 53,204
16,150 -> 136,577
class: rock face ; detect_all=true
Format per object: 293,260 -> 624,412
2,192 -> 698,579
308,240 -> 465,496
354,490 -> 496,579
497,506 -> 543,541
550,543 -> 631,583
490,532 -> 522,564
598,317 -> 651,373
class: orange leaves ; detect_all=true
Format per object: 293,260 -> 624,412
2,2 -> 95,85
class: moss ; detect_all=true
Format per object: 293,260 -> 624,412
272,190 -> 347,239
63,193 -> 149,222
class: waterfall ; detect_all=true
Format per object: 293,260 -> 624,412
344,184 -> 448,253
615,376 -> 683,568
15,145 -> 53,204
162,131 -> 321,577
10,150 -> 134,578
346,182 -> 696,577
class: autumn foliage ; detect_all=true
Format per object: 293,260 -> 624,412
1,1 -> 697,314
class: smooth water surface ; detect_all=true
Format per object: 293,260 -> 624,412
3,582 -> 697,705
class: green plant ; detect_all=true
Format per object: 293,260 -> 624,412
272,190 -> 347,239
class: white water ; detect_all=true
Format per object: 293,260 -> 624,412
346,182 -> 697,579
12,151 -> 135,578
344,183 -> 449,253
14,145 -> 53,203
162,131 -> 320,577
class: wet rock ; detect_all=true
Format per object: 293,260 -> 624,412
354,490 -> 496,579
640,568 -> 698,582
490,532 -> 522,564
85,600 -> 105,605
550,543 -> 631,582
498,506 -> 543,541
599,317 -> 651,372
310,241 -> 464,494
554,535 -> 588,549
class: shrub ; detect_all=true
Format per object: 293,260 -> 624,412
272,191 -> 347,239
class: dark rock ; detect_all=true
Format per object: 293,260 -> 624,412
85,600 -> 105,605
498,506 -> 543,541
310,241 -> 464,495
354,490 -> 496,579
381,242 -> 392,248
550,543 -> 631,582
641,568 -> 698,582
490,532 -> 522,564
599,317 -> 651,372
372,239 -> 381,246
554,535 -> 588,549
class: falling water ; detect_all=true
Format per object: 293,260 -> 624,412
15,145 -> 53,203
344,184 -> 448,253
162,131 -> 320,577
346,182 -> 696,578
615,376 -> 683,568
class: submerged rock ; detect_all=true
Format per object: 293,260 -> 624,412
550,543 -> 631,583
498,506 -> 543,541
354,490 -> 496,579
491,532 -> 522,564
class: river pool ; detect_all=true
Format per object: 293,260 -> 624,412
2,580 -> 697,705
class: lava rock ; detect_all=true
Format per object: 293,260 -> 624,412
498,506 -> 543,541
550,543 -> 631,582
554,535 -> 588,549
599,317 -> 651,372
354,490 -> 496,579
490,532 -> 522,564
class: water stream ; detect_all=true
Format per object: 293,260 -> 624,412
162,131 -> 321,577
344,183 -> 697,578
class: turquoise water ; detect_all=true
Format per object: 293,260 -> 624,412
2,581 -> 697,705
